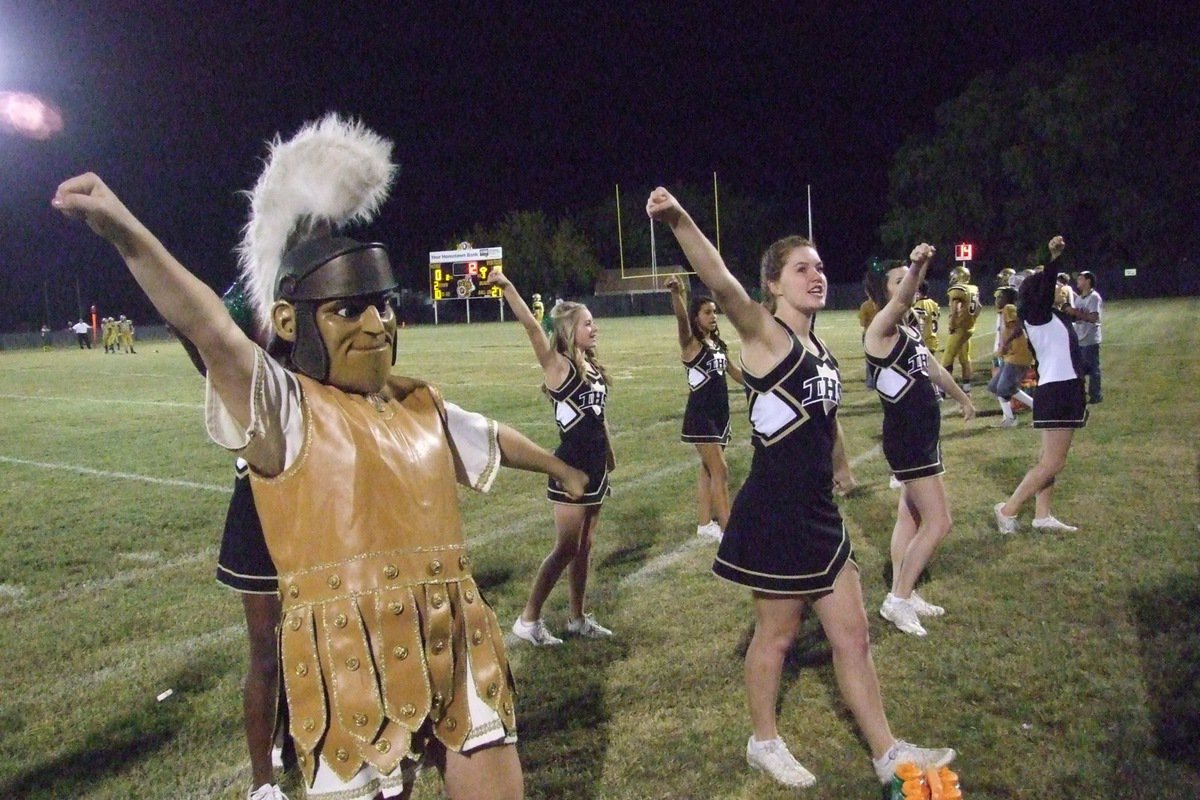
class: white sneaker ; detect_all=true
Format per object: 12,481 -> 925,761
909,591 -> 945,617
873,741 -> 956,784
746,736 -> 816,788
880,594 -> 927,637
566,613 -> 613,638
248,784 -> 289,800
889,475 -> 903,490
996,417 -> 1019,428
696,521 -> 723,541
511,617 -> 563,646
1032,515 -> 1078,532
994,502 -> 1018,534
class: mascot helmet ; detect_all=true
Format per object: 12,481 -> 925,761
237,114 -> 399,382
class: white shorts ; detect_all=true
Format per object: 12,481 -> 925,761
307,652 -> 517,799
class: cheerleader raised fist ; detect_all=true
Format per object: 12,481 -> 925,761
909,242 -> 936,264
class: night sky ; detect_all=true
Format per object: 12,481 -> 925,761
1,1 -> 1193,328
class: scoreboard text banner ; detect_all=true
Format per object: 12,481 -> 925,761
429,247 -> 504,300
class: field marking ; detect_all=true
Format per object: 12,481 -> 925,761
35,623 -> 243,707
850,443 -> 883,467
0,583 -> 26,600
465,442 -> 737,549
619,537 -> 713,588
0,392 -> 201,409
618,435 -> 889,588
120,551 -> 164,563
0,455 -> 229,493
0,548 -> 217,613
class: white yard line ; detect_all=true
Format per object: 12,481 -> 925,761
465,442 -> 729,549
850,443 -> 883,467
0,455 -> 229,492
0,548 -> 217,613
35,623 -> 243,706
619,537 -> 713,588
0,392 -> 201,408
618,433 -> 889,588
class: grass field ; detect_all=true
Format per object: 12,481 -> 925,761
1,298 -> 1197,800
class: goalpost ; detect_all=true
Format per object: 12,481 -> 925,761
614,172 -> 751,291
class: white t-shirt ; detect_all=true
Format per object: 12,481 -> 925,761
1073,290 -> 1103,346
205,347 -> 500,491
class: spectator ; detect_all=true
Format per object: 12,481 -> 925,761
1069,271 -> 1102,404
71,319 -> 92,349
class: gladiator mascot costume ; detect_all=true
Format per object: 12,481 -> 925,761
230,117 -> 517,788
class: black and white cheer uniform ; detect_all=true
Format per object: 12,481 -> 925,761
215,458 -> 278,594
866,322 -> 944,482
681,341 -> 731,445
546,359 -> 612,505
1020,267 -> 1088,430
713,320 -> 855,595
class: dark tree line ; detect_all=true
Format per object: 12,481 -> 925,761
879,40 -> 1198,284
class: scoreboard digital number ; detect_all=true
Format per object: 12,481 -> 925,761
429,247 -> 504,300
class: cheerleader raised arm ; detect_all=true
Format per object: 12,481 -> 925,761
649,185 -> 956,789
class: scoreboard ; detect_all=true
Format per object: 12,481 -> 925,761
429,247 -> 504,300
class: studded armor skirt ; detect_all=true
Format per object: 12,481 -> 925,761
278,544 -> 517,785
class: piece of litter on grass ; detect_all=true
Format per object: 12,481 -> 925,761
156,689 -> 174,702
1021,723 -> 1032,730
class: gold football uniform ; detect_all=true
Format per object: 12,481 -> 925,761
102,319 -> 119,352
857,298 -> 878,332
941,282 -> 981,374
1000,305 -> 1033,367
911,297 -> 940,352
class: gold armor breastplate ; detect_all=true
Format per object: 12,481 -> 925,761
251,375 -> 515,784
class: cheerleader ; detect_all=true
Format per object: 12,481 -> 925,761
666,277 -> 743,541
488,271 -> 616,645
863,249 -> 975,637
994,236 -> 1086,534
648,186 -> 954,789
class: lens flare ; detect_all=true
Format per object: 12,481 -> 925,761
0,91 -> 64,140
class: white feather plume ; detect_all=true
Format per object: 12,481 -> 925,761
237,113 -> 396,336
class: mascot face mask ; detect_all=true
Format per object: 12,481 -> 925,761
313,292 -> 397,394
274,235 -> 399,387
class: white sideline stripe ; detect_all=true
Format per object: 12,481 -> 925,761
0,455 -> 229,493
466,429 -> 745,548
40,624 -> 243,706
465,509 -> 547,548
0,548 -> 216,613
464,443 -> 736,549
0,392 -> 201,408
620,537 -> 712,588
189,765 -> 255,800
120,551 -> 163,563
618,437 -> 884,588
850,443 -> 882,468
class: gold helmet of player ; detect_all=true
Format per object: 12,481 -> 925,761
949,265 -> 971,285
996,267 -> 1015,286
